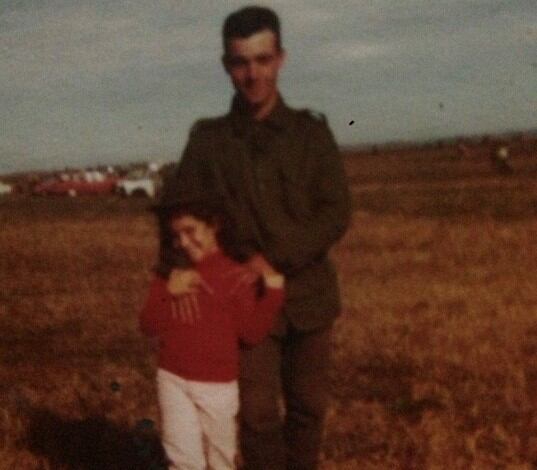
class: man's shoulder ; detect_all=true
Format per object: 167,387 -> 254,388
188,115 -> 230,136
286,106 -> 335,146
294,107 -> 327,123
288,106 -> 330,132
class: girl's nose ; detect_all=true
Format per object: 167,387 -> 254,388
179,233 -> 190,248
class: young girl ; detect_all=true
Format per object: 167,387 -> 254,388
140,194 -> 284,470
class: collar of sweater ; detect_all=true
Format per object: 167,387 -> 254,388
194,249 -> 230,272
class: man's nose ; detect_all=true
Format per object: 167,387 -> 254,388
246,62 -> 260,80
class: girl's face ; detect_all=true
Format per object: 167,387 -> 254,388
170,214 -> 220,263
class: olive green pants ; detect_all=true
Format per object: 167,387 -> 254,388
239,325 -> 332,470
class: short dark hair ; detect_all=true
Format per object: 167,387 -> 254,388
154,200 -> 246,276
222,6 -> 281,56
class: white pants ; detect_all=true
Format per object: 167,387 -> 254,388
156,368 -> 239,470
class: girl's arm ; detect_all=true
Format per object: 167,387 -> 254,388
233,275 -> 285,346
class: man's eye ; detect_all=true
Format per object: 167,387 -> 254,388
228,58 -> 247,67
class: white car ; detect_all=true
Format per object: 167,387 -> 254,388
0,181 -> 13,195
116,177 -> 156,198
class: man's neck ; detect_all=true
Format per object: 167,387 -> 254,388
240,92 -> 279,121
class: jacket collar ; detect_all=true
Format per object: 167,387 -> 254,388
229,94 -> 291,137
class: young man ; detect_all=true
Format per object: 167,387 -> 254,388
158,6 -> 351,470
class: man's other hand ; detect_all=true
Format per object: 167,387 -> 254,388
167,269 -> 212,296
248,254 -> 285,290
247,253 -> 277,276
167,269 -> 213,324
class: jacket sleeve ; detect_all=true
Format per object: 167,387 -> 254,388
139,276 -> 173,337
174,122 -> 211,189
268,118 -> 352,274
155,123 -> 211,271
232,280 -> 284,346
171,121 -> 261,261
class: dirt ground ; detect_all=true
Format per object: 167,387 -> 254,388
1,137 -> 537,468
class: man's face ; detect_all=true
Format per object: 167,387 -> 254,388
223,29 -> 285,112
171,215 -> 219,263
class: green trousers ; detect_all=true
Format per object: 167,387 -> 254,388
239,325 -> 332,470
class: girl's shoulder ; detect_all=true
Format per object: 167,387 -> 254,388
207,255 -> 252,290
148,274 -> 169,292
221,255 -> 249,275
200,251 -> 243,272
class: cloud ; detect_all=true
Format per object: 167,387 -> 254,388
0,1 -> 216,95
278,4 -> 338,34
315,39 -> 392,63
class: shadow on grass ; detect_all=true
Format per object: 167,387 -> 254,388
25,407 -> 168,470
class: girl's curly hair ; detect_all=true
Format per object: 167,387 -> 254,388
153,199 -> 247,277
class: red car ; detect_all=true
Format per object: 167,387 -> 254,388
33,177 -> 119,196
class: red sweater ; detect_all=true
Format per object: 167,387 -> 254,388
139,252 -> 284,382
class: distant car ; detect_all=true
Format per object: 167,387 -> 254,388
33,177 -> 118,196
0,181 -> 13,195
116,177 -> 156,198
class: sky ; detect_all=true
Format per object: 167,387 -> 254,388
1,0 -> 536,173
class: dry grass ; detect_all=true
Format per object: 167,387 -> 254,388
1,142 -> 537,468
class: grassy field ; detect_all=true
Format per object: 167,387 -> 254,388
1,142 -> 537,469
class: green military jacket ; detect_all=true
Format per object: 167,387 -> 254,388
164,95 -> 351,332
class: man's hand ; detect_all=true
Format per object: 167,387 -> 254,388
167,269 -> 209,296
227,253 -> 284,295
249,254 -> 285,289
167,269 -> 213,324
224,254 -> 266,296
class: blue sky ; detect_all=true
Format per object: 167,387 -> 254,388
1,0 -> 536,173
